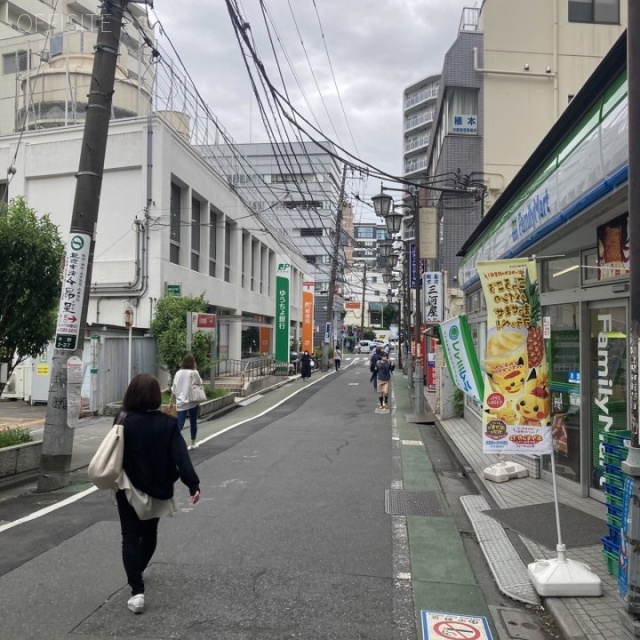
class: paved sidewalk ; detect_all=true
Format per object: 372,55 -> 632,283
427,396 -> 624,640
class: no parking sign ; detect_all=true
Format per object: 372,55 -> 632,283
421,611 -> 492,640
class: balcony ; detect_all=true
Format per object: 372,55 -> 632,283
405,109 -> 434,132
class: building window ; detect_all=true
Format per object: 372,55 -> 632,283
568,0 -> 619,23
3,51 -> 29,74
170,182 -> 181,265
209,208 -> 217,277
299,228 -> 323,237
224,221 -> 232,282
191,198 -> 201,272
447,88 -> 478,135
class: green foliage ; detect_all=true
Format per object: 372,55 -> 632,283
453,389 -> 465,417
383,303 -> 400,329
0,427 -> 33,449
150,295 -> 211,377
362,329 -> 376,340
0,197 -> 65,393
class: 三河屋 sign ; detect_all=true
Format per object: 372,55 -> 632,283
423,272 -> 444,324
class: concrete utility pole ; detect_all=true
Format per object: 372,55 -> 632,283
322,165 -> 347,371
621,6 -> 640,631
38,1 -> 130,492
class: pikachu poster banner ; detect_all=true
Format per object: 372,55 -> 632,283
478,259 -> 552,455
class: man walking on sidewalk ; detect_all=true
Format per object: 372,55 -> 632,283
375,353 -> 394,409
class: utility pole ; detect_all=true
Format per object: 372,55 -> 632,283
621,5 -> 640,632
38,1 -> 130,492
322,165 -> 347,371
360,262 -> 367,337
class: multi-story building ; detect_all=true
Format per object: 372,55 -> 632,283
419,0 -> 627,286
202,141 -> 346,349
403,74 -> 439,181
0,0 -> 153,136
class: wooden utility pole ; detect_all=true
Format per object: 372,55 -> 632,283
38,1 -> 130,491
360,262 -> 367,337
322,165 -> 347,371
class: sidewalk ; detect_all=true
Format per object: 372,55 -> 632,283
421,387 -> 623,640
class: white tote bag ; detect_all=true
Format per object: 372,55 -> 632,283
188,371 -> 207,404
88,413 -> 125,490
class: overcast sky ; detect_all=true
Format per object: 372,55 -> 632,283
152,0 -> 473,217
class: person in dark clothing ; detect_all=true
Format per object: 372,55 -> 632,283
300,350 -> 312,379
376,353 -> 395,409
115,374 -> 200,615
369,347 -> 383,392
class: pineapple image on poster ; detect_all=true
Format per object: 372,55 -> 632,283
477,259 -> 552,455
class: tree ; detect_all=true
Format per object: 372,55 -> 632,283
0,198 -> 64,396
150,295 -> 211,379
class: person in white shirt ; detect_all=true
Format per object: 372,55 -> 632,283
171,354 -> 203,449
334,348 -> 342,372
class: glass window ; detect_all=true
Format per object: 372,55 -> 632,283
224,221 -> 231,282
542,255 -> 580,292
209,208 -> 217,277
191,198 -> 201,272
447,89 -> 478,135
170,183 -> 181,265
543,303 -> 581,483
582,248 -> 599,284
569,0 -> 619,23
3,51 -> 29,74
589,306 -> 627,492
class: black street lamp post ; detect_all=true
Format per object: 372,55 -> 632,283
373,186 -> 426,416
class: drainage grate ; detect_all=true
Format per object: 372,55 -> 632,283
384,490 -> 444,516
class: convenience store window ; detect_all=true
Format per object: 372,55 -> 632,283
543,303 -> 581,483
589,305 -> 628,494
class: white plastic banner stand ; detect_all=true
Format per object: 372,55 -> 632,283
483,456 -> 528,483
527,453 -> 603,597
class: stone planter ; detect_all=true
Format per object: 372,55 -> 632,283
0,440 -> 43,479
198,393 -> 236,419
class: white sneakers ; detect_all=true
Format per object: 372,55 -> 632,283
127,594 -> 145,614
188,440 -> 198,450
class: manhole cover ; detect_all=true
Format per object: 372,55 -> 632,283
384,490 -> 444,516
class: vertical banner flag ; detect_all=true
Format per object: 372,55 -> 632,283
302,278 -> 315,354
275,259 -> 291,363
423,272 -> 444,324
478,259 -> 552,454
438,316 -> 484,403
409,243 -> 423,289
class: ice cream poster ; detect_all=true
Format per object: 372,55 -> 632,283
597,213 -> 629,280
477,259 -> 552,454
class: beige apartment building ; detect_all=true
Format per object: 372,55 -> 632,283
0,0 -> 152,137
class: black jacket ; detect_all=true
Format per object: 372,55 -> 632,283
118,410 -> 200,500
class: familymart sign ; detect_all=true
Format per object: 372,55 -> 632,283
275,259 -> 291,363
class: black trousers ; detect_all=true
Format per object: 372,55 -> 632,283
116,490 -> 160,595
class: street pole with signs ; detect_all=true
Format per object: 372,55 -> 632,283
38,1 -> 131,492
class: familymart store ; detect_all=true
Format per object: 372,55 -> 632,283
458,41 -> 629,500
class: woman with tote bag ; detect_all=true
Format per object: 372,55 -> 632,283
171,354 -> 204,449
115,374 -> 200,614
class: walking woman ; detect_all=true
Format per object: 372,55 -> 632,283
300,350 -> 312,380
171,354 -> 203,449
115,374 -> 200,614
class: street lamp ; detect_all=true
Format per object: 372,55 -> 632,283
373,184 -> 426,419
379,238 -> 393,258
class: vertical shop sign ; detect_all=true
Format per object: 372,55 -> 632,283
424,272 -> 444,323
438,315 -> 484,402
302,278 -> 314,353
275,259 -> 290,363
55,233 -> 91,351
478,259 -> 552,454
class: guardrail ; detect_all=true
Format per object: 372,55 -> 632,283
214,357 -> 294,382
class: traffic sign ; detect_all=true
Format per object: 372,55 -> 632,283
191,313 -> 217,333
422,611 -> 492,640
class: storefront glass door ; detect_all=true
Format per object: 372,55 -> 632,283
589,304 -> 628,493
544,303 -> 581,483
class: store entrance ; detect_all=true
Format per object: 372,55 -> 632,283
588,304 -> 628,497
